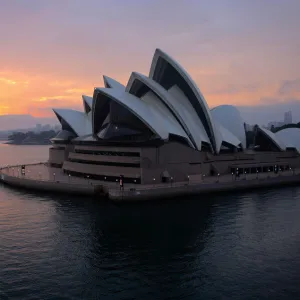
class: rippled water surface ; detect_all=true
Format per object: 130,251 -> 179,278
1,143 -> 300,299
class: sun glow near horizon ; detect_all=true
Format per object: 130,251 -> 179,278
1,1 -> 300,118
0,69 -> 293,118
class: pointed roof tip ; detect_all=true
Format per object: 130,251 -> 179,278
53,108 -> 81,114
154,48 -> 163,54
103,75 -> 115,83
52,108 -> 62,114
103,75 -> 108,82
82,95 -> 93,102
82,95 -> 93,113
103,75 -> 125,89
153,48 -> 173,59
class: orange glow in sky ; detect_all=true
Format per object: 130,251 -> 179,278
0,67 -> 296,118
1,0 -> 300,119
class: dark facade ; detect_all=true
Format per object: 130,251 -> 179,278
49,140 -> 300,185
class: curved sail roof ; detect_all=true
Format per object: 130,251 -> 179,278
211,105 -> 246,149
53,108 -> 92,137
167,85 -> 212,150
93,88 -> 170,140
92,87 -> 111,134
52,48 -> 296,155
51,130 -> 76,142
139,90 -> 194,148
257,126 -> 285,151
126,72 -> 209,149
217,123 -> 242,149
149,48 -> 220,152
82,95 -> 93,114
103,76 -> 125,90
73,134 -> 98,142
275,128 -> 300,153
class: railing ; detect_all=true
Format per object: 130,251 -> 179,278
110,169 -> 300,192
0,162 -> 47,171
1,163 -> 299,192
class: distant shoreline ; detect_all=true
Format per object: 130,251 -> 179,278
6,130 -> 57,146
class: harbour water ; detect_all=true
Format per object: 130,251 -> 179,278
1,142 -> 300,299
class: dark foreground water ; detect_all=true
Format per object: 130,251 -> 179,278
1,143 -> 300,299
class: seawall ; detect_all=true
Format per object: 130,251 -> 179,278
109,174 -> 300,202
0,172 -> 97,196
1,163 -> 300,202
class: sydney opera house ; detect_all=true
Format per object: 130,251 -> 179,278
49,49 -> 300,185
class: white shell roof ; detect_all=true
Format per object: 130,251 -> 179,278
52,48 -> 298,155
217,122 -> 242,149
140,90 -> 195,148
103,76 -> 125,90
211,105 -> 246,149
168,85 -> 212,150
92,88 -> 111,133
53,108 -> 92,137
149,48 -> 221,152
51,130 -> 76,141
87,111 -> 92,122
275,128 -> 300,153
73,134 -> 98,142
94,88 -> 170,140
82,95 -> 93,112
126,72 -> 207,149
257,126 -> 285,151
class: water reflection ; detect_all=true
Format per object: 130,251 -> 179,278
49,197 -> 215,299
1,145 -> 300,299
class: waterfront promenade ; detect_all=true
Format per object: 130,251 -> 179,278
1,163 -> 300,202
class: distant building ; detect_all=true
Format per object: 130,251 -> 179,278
284,111 -> 292,124
53,124 -> 61,132
42,124 -> 51,131
35,123 -> 42,133
265,111 -> 293,130
267,121 -> 284,129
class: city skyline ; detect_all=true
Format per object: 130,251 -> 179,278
1,0 -> 300,122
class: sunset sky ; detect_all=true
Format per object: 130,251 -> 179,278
1,0 -> 300,121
